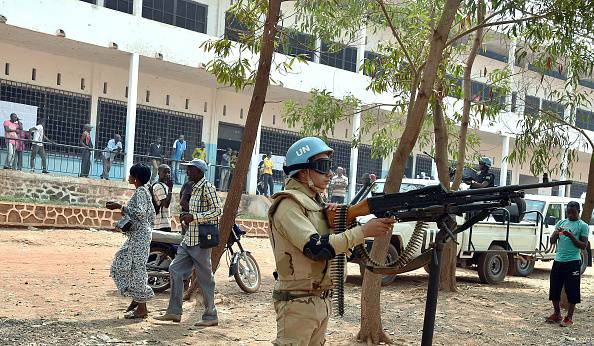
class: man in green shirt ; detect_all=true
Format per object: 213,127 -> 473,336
545,201 -> 589,327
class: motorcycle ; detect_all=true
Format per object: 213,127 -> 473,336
147,223 -> 261,294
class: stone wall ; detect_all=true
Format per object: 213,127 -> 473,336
0,201 -> 269,238
0,169 -> 271,218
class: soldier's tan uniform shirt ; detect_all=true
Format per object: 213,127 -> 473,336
269,179 -> 365,292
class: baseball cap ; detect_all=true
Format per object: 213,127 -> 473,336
181,158 -> 208,172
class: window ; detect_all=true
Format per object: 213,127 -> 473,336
225,12 -> 251,42
357,144 -> 383,184
79,0 -> 97,3
545,203 -> 562,224
275,28 -> 314,61
478,48 -> 508,63
541,99 -> 564,117
579,79 -> 594,90
511,92 -> 517,112
570,181 -> 587,199
142,0 -> 207,33
415,155 -> 432,179
576,108 -> 594,131
523,199 -> 546,222
470,80 -> 505,106
363,51 -> 382,77
528,64 -> 567,80
105,0 -> 133,14
320,42 -> 357,72
524,95 -> 540,117
0,79 -> 91,150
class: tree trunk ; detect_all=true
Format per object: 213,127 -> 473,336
357,0 -> 461,343
211,0 -> 281,271
451,0 -> 485,191
432,87 -> 458,292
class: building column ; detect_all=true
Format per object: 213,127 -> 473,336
314,38 -> 322,64
132,0 -> 142,16
500,135 -> 510,186
411,153 -> 417,178
247,119 -> 262,194
123,53 -> 140,179
97,0 -> 105,6
381,151 -> 393,179
348,108 -> 361,200
431,160 -> 437,180
88,63 -> 101,147
204,88 -> 220,182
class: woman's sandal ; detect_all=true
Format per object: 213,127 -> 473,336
125,301 -> 138,313
124,310 -> 148,319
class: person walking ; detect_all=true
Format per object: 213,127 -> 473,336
151,164 -> 173,232
155,158 -> 221,326
100,134 -> 122,180
148,137 -> 163,183
3,113 -> 19,169
192,141 -> 208,162
262,152 -> 274,196
219,148 -> 232,191
171,135 -> 186,185
29,118 -> 51,173
545,201 -> 589,327
13,120 -> 27,171
330,167 -> 348,203
106,163 -> 155,319
268,137 -> 394,345
79,124 -> 93,178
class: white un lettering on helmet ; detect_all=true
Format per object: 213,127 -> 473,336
295,145 -> 311,157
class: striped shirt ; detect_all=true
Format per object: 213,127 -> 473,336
183,177 -> 222,246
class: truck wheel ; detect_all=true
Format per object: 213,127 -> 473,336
507,255 -> 535,277
359,243 -> 399,286
580,250 -> 588,275
477,245 -> 509,284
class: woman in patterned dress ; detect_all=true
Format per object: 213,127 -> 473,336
106,163 -> 155,319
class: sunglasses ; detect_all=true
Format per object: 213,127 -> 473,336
309,158 -> 333,174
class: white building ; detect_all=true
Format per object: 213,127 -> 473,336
0,0 -> 592,198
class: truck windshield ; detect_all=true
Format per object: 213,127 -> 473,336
523,199 -> 546,222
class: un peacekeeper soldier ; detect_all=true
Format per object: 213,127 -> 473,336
466,157 -> 495,189
268,137 -> 395,345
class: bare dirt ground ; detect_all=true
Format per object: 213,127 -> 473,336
0,228 -> 593,346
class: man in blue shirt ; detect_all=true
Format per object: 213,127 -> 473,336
545,201 -> 589,327
171,135 -> 186,184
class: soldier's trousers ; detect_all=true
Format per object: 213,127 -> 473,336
273,296 -> 330,346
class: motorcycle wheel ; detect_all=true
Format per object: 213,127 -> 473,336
234,252 -> 261,293
147,246 -> 173,293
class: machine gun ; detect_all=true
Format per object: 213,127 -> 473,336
326,179 -> 572,346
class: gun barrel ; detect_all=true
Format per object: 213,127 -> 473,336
450,180 -> 572,196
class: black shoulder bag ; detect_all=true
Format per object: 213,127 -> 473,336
197,184 -> 220,249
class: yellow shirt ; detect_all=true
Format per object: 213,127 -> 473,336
192,147 -> 207,162
263,157 -> 274,175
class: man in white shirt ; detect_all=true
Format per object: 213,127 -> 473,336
29,118 -> 51,173
100,134 -> 123,180
151,164 -> 173,232
330,167 -> 349,203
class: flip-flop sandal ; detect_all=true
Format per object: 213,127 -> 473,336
124,311 -> 148,319
125,302 -> 139,312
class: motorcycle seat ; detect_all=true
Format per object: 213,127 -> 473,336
152,230 -> 183,244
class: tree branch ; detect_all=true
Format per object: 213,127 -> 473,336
375,0 -> 418,76
445,12 -> 551,48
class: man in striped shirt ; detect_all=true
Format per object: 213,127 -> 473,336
155,158 -> 221,327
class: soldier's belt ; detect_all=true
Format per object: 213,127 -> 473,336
272,290 -> 332,301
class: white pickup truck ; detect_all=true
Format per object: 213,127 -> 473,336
350,179 -> 594,285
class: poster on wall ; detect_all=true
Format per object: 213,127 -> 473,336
0,101 -> 38,137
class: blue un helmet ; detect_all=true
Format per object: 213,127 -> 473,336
479,157 -> 492,168
283,137 -> 334,177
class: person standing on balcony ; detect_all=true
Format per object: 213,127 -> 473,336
171,135 -> 186,185
101,134 -> 123,180
29,117 -> 51,173
192,141 -> 208,163
262,152 -> 274,196
3,113 -> 19,170
219,148 -> 232,191
79,124 -> 93,178
148,137 -> 163,183
330,167 -> 348,203
13,119 -> 27,171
